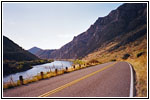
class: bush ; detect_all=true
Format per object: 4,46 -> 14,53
137,52 -> 145,58
111,59 -> 116,61
122,53 -> 130,60
88,59 -> 100,64
73,59 -> 85,65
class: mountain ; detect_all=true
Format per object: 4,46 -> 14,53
35,49 -> 57,59
3,36 -> 40,76
46,3 -> 147,59
28,47 -> 42,55
3,36 -> 39,61
28,47 -> 57,59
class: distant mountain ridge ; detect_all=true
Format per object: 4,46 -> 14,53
28,47 -> 42,55
28,47 -> 57,59
35,49 -> 57,59
3,36 -> 39,61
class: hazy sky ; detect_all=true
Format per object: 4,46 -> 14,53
3,2 -> 122,50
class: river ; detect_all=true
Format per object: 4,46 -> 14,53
3,61 -> 73,83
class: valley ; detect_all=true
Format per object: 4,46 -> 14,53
2,3 -> 147,97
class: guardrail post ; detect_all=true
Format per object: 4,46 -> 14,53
55,69 -> 58,74
40,71 -> 44,79
19,75 -> 24,85
73,65 -> 75,69
65,67 -> 68,71
79,64 -> 81,68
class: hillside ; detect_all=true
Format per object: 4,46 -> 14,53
83,30 -> 147,97
3,36 -> 39,61
43,3 -> 146,59
35,49 -> 57,59
3,36 -> 40,75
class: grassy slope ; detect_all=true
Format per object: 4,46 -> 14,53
83,36 -> 147,97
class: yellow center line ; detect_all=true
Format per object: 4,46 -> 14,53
38,62 -> 118,97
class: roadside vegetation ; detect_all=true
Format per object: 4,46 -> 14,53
3,59 -> 101,90
126,52 -> 147,97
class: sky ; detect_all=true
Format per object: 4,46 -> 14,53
3,2 -> 122,50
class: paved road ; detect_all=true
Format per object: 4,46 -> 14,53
3,61 -> 134,97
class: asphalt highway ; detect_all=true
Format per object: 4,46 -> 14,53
3,61 -> 134,97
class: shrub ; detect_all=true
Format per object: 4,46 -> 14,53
111,59 -> 116,61
137,52 -> 145,58
73,59 -> 85,65
88,59 -> 100,64
122,53 -> 130,60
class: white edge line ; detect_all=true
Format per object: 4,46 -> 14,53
127,62 -> 134,97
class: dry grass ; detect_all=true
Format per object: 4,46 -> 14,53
3,70 -> 61,89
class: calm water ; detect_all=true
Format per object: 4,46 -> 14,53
3,61 -> 73,83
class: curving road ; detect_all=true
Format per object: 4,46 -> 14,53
3,61 -> 134,97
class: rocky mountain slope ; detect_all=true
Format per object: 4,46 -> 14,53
45,3 -> 147,59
